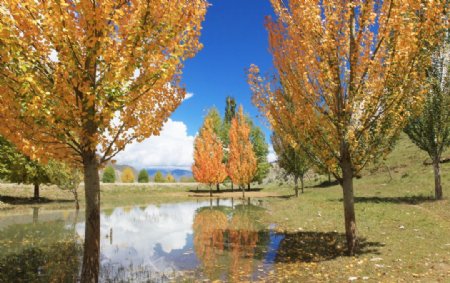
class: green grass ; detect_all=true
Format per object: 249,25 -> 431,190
0,134 -> 449,281
260,134 -> 450,282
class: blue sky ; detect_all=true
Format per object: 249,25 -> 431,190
172,0 -> 275,137
117,0 -> 277,169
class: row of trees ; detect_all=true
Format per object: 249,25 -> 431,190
192,99 -> 269,197
0,135 -> 82,208
248,0 -> 447,256
101,166 -> 177,183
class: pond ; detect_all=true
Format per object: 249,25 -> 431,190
0,198 -> 285,282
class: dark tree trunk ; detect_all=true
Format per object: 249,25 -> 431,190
294,175 -> 299,197
209,184 -> 212,197
80,152 -> 101,283
433,158 -> 443,200
247,183 -> 250,191
301,175 -> 305,194
328,172 -> 331,183
216,183 -> 220,192
340,154 -> 357,256
231,182 -> 234,191
33,183 -> 40,200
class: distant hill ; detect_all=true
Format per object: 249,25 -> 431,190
146,169 -> 192,181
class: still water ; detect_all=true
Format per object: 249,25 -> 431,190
0,199 -> 286,282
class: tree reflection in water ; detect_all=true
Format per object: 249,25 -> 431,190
0,209 -> 81,282
193,201 -> 270,282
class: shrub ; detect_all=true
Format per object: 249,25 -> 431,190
102,166 -> 116,183
153,171 -> 165,183
166,173 -> 176,183
121,167 -> 135,183
138,169 -> 149,183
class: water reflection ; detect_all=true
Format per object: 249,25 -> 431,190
0,209 -> 81,282
0,199 -> 381,282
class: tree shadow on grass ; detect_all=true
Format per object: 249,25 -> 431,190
274,231 -> 382,263
0,195 -> 74,205
350,195 -> 435,205
309,180 -> 340,188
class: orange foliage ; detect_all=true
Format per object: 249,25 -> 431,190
192,117 -> 227,186
249,0 -> 446,178
0,0 -> 208,164
193,209 -> 228,278
227,106 -> 257,187
228,212 -> 259,282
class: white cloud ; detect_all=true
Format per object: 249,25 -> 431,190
183,92 -> 194,100
115,119 -> 195,169
267,144 -> 277,163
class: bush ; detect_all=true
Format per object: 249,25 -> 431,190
102,166 -> 116,183
138,169 -> 149,183
166,173 -> 175,183
153,171 -> 165,183
121,167 -> 135,183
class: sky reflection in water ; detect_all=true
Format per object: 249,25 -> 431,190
0,199 -> 283,282
75,199 -> 282,281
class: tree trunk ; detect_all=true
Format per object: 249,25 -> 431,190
340,155 -> 357,256
433,158 -> 443,200
209,184 -> 212,197
300,175 -> 304,194
33,183 -> 40,200
241,185 -> 245,198
73,189 -> 80,210
231,182 -> 234,191
247,183 -> 250,191
80,152 -> 101,283
216,183 -> 220,192
294,175 -> 299,197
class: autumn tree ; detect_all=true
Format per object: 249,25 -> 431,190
0,136 -> 51,200
0,1 -> 207,280
249,0 -> 445,255
137,169 -> 149,183
192,116 -> 227,196
102,166 -> 116,183
404,33 -> 450,200
206,107 -> 223,137
153,171 -> 165,183
272,132 -> 310,197
166,173 -> 176,183
121,167 -> 135,183
227,106 -> 257,198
